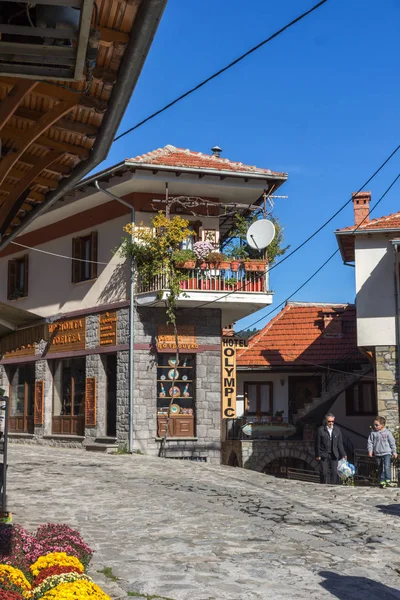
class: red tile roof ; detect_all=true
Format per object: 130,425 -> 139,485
237,302 -> 364,368
126,145 -> 287,177
336,211 -> 400,233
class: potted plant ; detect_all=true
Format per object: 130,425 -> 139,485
243,259 -> 268,272
172,249 -> 196,269
224,277 -> 238,290
193,240 -> 214,269
205,251 -> 231,270
274,410 -> 284,422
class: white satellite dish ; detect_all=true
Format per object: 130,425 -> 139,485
246,219 -> 276,250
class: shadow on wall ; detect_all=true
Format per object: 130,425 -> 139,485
356,249 -> 395,319
376,504 -> 400,517
98,261 -> 129,304
319,571 -> 400,600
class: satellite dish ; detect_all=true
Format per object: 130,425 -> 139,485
246,219 -> 276,250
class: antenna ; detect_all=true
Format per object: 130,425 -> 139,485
246,219 -> 276,250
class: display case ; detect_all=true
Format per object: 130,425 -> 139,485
157,354 -> 195,437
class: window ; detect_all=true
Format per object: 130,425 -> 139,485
72,232 -> 98,283
8,364 -> 35,433
52,358 -> 86,435
346,380 -> 377,416
8,255 -> 29,300
244,382 -> 273,419
157,354 -> 195,437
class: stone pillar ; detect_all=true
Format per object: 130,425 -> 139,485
35,358 -> 53,437
196,350 -> 221,464
116,350 -> 129,444
85,354 -> 107,439
375,346 -> 399,430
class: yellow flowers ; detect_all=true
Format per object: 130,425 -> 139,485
0,565 -> 32,591
30,554 -> 84,578
40,580 -> 111,599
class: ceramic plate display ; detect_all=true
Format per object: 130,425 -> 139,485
168,369 -> 179,380
160,375 -> 166,380
168,356 -> 179,367
182,374 -> 188,381
169,386 -> 180,398
170,404 -> 181,414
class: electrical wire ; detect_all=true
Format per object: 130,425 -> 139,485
235,171 -> 400,339
113,0 -> 329,143
10,241 -> 121,266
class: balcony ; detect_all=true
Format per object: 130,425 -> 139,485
224,417 -> 299,441
135,264 -> 274,320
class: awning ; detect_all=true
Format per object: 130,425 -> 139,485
0,302 -> 48,354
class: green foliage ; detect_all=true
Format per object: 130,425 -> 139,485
223,213 -> 289,264
97,567 -> 120,581
205,251 -> 228,263
171,249 -> 196,264
237,327 -> 260,340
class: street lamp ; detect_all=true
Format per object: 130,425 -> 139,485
95,181 -> 135,454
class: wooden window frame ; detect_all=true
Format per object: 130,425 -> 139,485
244,381 -> 273,419
7,254 -> 29,300
346,380 -> 377,416
8,364 -> 35,433
72,231 -> 98,283
51,358 -> 86,436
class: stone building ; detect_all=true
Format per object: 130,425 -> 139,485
0,145 -> 287,463
336,192 -> 400,430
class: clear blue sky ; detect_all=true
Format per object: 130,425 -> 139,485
94,0 -> 400,331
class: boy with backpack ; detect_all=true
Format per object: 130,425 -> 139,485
367,416 -> 398,488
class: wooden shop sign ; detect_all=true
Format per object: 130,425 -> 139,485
3,344 -> 36,359
48,318 -> 86,353
99,311 -> 117,346
85,377 -> 96,427
221,337 -> 237,419
156,325 -> 198,350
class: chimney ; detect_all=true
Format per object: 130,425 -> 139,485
352,191 -> 371,226
211,145 -> 222,158
321,311 -> 343,337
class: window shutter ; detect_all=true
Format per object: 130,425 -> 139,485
90,231 -> 98,280
72,237 -> 82,283
23,254 -> 29,296
7,259 -> 17,299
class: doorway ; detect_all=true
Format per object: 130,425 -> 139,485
106,354 -> 117,437
8,363 -> 35,433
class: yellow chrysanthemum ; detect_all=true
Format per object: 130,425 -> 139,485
0,564 -> 32,590
30,553 -> 84,577
40,579 -> 111,599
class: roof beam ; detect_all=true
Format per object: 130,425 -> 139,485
0,185 -> 45,204
14,106 -> 99,138
0,80 -> 38,132
10,153 -> 70,176
0,151 -> 64,233
0,96 -> 80,186
8,169 -> 58,190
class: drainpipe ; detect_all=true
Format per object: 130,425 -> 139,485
392,241 -> 400,432
95,181 -> 135,454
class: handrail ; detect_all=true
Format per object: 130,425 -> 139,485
336,421 -> 368,440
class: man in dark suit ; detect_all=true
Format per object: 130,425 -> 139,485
316,413 -> 346,484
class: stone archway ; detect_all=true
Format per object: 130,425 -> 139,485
254,445 -> 319,474
227,451 -> 239,467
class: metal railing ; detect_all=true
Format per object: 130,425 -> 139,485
353,450 -> 399,485
136,266 -> 270,295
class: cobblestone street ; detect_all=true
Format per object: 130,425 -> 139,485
7,444 -> 400,600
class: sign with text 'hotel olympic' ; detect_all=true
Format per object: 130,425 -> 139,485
221,337 -> 248,419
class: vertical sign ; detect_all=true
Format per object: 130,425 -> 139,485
34,380 -> 44,426
221,338 -> 237,418
85,377 -> 96,427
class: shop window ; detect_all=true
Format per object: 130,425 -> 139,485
8,363 -> 35,433
52,358 -> 86,435
7,255 -> 29,300
244,382 -> 273,420
157,354 -> 195,437
346,380 -> 377,416
71,232 -> 98,283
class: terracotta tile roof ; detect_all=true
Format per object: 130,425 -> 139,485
237,302 -> 364,368
126,145 -> 287,177
337,211 -> 400,232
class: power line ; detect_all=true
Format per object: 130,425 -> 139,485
113,0 -> 329,143
235,170 -> 400,338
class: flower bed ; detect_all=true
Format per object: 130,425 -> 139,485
0,523 -> 110,599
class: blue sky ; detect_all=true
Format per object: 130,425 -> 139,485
95,0 -> 400,330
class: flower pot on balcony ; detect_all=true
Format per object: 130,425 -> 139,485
175,260 -> 196,269
219,261 -> 231,270
199,262 -> 208,270
230,260 -> 240,272
243,260 -> 267,272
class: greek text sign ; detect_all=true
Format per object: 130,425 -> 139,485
48,319 -> 86,352
156,325 -> 198,350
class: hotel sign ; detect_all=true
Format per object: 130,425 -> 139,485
156,325 -> 198,350
99,312 -> 117,346
221,337 -> 248,419
48,318 -> 86,352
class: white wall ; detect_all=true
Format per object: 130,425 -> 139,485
330,392 -> 371,451
355,235 -> 396,346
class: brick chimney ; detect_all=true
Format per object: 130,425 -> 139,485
352,191 -> 371,226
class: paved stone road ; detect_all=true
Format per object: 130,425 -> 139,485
6,444 -> 400,600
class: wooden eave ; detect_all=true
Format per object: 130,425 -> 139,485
0,0 -> 166,243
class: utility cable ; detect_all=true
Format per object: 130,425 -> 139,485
113,0 -> 329,143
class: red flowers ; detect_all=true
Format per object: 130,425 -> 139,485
33,564 -> 82,587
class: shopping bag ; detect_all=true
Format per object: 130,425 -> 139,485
337,458 -> 356,478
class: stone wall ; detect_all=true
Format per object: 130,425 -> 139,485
222,439 -> 318,472
375,345 -> 399,429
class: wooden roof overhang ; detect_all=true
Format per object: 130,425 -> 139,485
0,0 -> 167,251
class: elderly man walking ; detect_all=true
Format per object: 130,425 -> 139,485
316,413 -> 346,484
